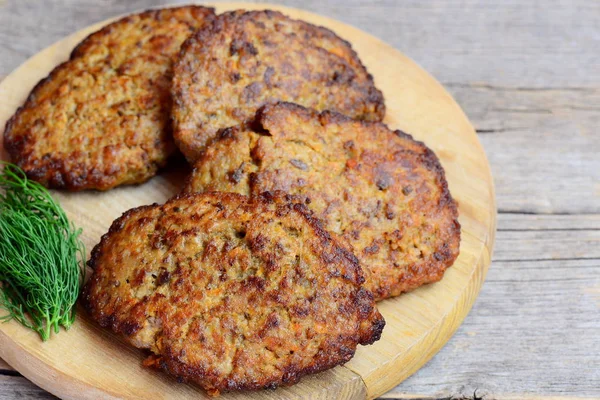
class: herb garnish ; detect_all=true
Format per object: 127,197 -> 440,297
0,162 -> 85,340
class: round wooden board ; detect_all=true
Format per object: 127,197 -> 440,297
0,3 -> 496,400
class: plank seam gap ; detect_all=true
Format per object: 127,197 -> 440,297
0,369 -> 20,377
442,82 -> 600,92
498,210 -> 600,216
497,228 -> 600,232
476,127 -> 529,134
494,256 -> 600,263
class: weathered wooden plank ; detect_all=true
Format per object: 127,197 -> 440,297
0,376 -> 58,400
447,85 -> 600,214
0,0 -> 598,88
384,216 -> 600,398
498,213 -> 600,231
493,229 -> 600,261
383,208 -> 600,398
384,258 -> 600,399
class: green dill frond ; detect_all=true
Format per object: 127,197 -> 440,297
0,162 -> 85,341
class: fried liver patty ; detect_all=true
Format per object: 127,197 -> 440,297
3,6 -> 215,190
172,10 -> 385,162
185,103 -> 461,300
83,191 -> 384,395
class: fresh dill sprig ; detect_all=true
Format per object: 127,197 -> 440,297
0,162 -> 85,341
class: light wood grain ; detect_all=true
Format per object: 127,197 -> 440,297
0,2 -> 494,400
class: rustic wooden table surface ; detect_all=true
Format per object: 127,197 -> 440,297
0,0 -> 598,399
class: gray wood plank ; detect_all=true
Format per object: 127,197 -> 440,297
446,85 -> 600,215
0,376 -> 58,400
384,256 -> 600,399
498,213 -> 600,231
493,229 -> 600,261
0,0 -> 598,88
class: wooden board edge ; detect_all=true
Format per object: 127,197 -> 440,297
362,208 -> 495,399
331,25 -> 498,396
0,326 -> 369,400
0,357 -> 14,371
0,329 -> 124,400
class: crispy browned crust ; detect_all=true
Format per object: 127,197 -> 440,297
172,9 -> 385,162
185,102 -> 461,301
82,191 -> 384,395
3,6 -> 215,191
